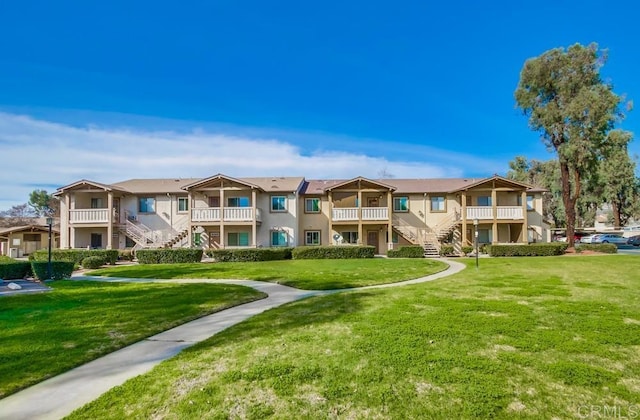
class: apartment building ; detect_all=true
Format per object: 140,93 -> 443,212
54,174 -> 549,256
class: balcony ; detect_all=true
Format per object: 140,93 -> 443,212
466,206 -> 523,220
69,209 -> 110,224
332,207 -> 389,221
191,207 -> 262,223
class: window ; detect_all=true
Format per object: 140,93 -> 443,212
477,229 -> 492,244
305,198 -> 321,213
178,197 -> 189,212
228,232 -> 249,246
227,197 -> 250,207
341,231 -> 358,244
385,231 -> 399,244
516,195 -> 535,211
393,197 -> 409,212
477,196 -> 492,206
192,232 -> 201,246
271,230 -> 288,247
139,197 -> 155,213
90,198 -> 104,209
208,196 -> 220,207
305,231 -> 321,246
271,196 -> 286,212
430,196 -> 445,212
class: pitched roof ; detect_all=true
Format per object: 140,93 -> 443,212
111,178 -> 200,194
241,177 -> 305,192
54,179 -> 127,195
0,225 -> 60,236
302,176 -> 545,195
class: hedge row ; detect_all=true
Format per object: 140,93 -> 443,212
30,249 -> 119,265
576,243 -> 618,254
292,246 -> 375,259
0,261 -> 32,280
387,245 -> 424,258
136,248 -> 204,264
488,243 -> 569,257
31,261 -> 75,280
82,256 -> 106,269
206,247 -> 293,262
0,261 -> 75,280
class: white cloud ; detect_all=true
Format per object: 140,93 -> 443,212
0,111 -> 492,209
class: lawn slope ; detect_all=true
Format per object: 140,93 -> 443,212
71,256 -> 640,419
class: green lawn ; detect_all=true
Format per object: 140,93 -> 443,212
0,281 -> 265,398
88,258 -> 448,290
71,256 -> 640,419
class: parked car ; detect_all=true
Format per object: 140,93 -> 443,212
627,235 -> 640,246
580,234 -> 598,244
592,234 -> 627,245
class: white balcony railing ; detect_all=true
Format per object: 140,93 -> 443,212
362,207 -> 389,220
466,206 -> 524,220
191,207 -> 262,222
69,209 -> 110,223
332,207 -> 389,221
332,208 -> 358,221
497,206 -> 524,219
192,207 -> 221,222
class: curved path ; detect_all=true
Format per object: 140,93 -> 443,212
0,259 -> 465,420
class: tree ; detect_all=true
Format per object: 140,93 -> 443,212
0,203 -> 35,227
515,43 -> 626,248
598,130 -> 639,227
507,156 -> 564,227
28,189 -> 57,217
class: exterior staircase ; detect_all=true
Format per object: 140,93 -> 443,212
119,219 -> 191,251
392,210 -> 462,257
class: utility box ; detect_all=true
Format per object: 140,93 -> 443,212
9,248 -> 18,258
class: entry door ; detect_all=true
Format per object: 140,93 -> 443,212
90,233 -> 103,249
367,231 -> 379,254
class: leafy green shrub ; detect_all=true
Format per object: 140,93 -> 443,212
206,247 -> 293,262
387,245 -> 424,258
0,261 -> 33,280
81,256 -> 105,269
118,250 -> 134,261
0,255 -> 14,263
575,244 -> 618,254
439,245 -> 455,256
292,246 -> 375,259
30,261 -> 75,280
136,248 -> 203,264
461,246 -> 474,255
30,249 -> 119,265
489,243 -> 569,257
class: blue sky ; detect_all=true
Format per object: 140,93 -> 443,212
0,0 -> 638,209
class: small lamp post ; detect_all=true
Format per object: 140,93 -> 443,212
473,218 -> 479,269
46,217 -> 53,280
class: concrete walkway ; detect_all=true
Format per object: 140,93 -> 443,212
0,280 -> 50,296
0,259 -> 465,420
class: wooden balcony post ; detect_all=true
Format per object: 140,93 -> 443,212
491,188 -> 498,244
219,184 -> 225,247
328,191 -> 333,245
461,193 -> 467,246
521,191 -> 528,243
252,188 -> 257,247
187,192 -> 193,247
387,190 -> 393,250
106,192 -> 113,249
